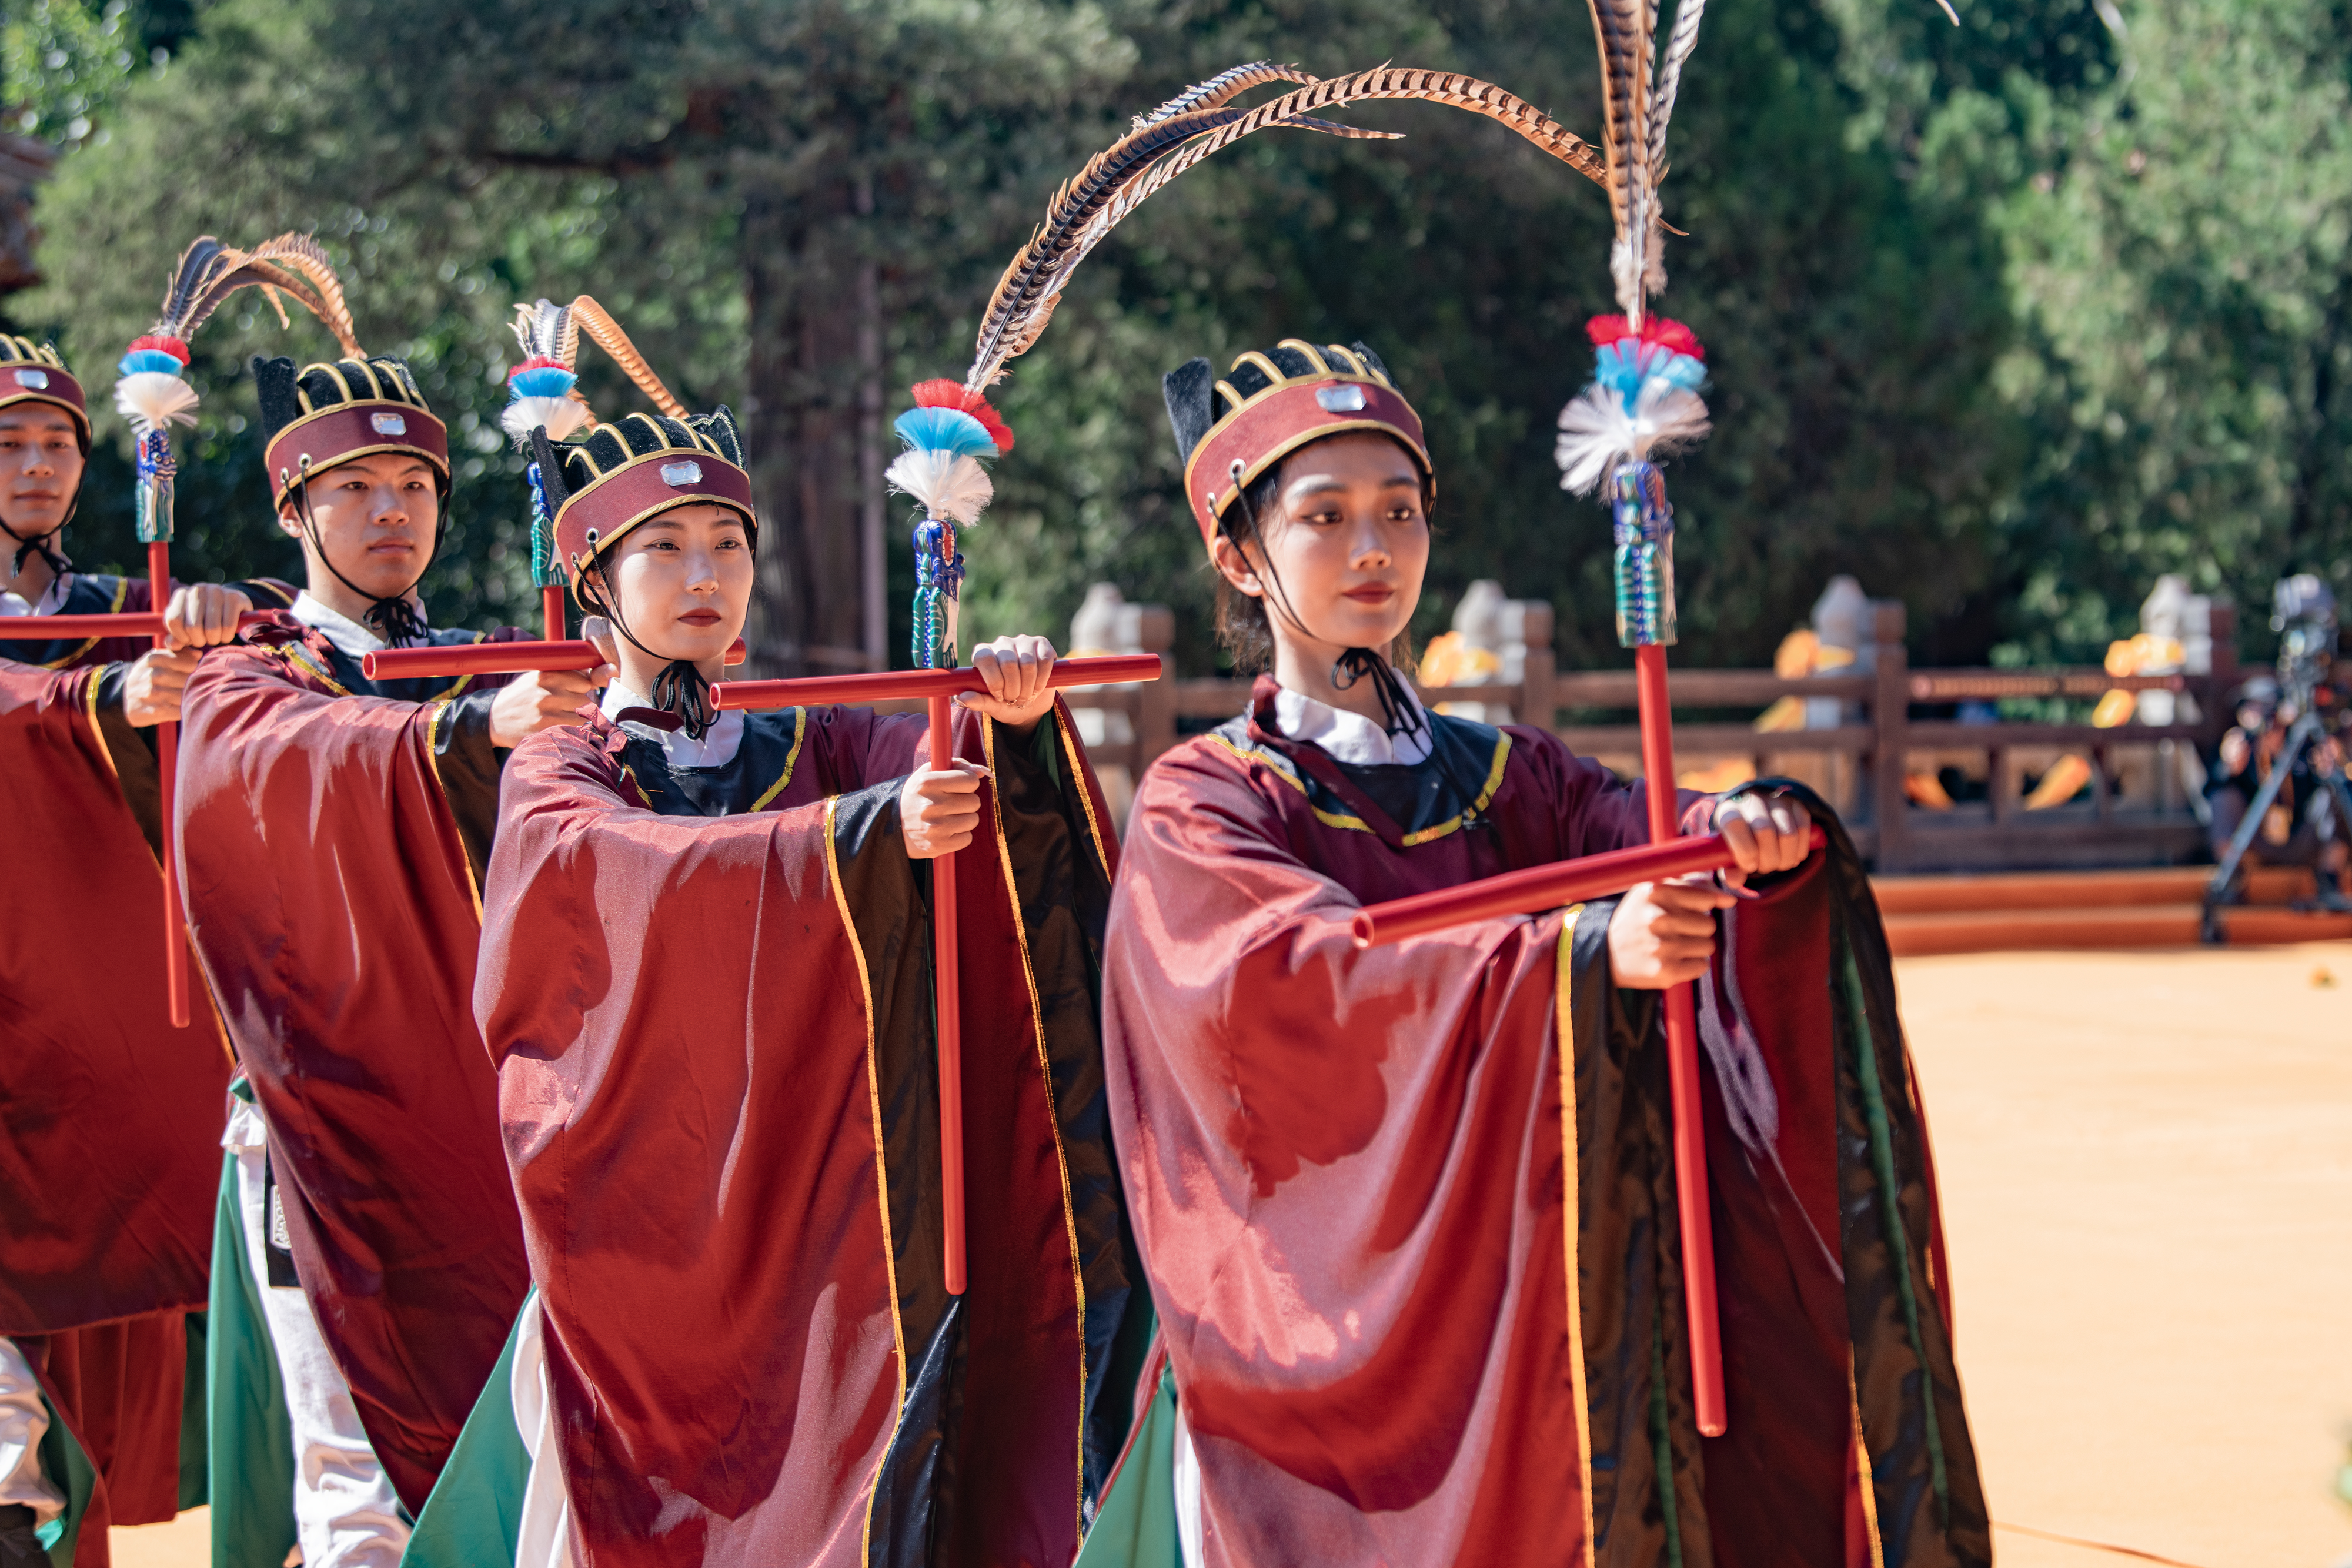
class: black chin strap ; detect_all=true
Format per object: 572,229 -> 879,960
1330,646 -> 1429,743
579,530 -> 717,741
1,495 -> 75,579
647,660 -> 717,741
284,459 -> 437,649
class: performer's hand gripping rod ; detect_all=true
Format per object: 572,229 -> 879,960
711,653 -> 1163,1295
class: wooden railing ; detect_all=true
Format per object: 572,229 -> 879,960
1057,594 -> 2254,872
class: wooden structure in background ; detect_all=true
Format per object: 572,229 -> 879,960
1060,590 -> 2253,874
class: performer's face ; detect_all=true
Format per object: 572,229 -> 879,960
0,407 -> 85,539
279,453 -> 442,600
1214,432 -> 1429,658
596,503 -> 754,671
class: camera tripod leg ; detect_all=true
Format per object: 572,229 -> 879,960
2314,765 -> 2352,912
2202,717 -> 2311,942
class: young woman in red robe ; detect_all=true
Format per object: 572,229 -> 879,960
0,334 -> 265,1565
1087,340 -> 1987,1567
174,350 -> 609,1568
457,403 -> 1141,1567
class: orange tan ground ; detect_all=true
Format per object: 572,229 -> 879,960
1904,944 -> 2352,1568
111,944 -> 2352,1568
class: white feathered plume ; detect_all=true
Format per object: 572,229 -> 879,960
884,449 -> 995,526
1555,377 -> 1712,494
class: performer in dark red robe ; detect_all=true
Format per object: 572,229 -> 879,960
459,397 -> 1140,1567
0,333 -> 272,1566
175,350 -> 606,1568
1086,341 -> 1985,1567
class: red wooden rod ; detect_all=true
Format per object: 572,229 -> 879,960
540,584 -> 566,644
359,637 -> 747,682
710,653 -> 1164,711
928,694 -> 968,1297
1348,826 -> 1826,947
1637,643 -> 1728,1438
148,543 -> 192,1030
1,610 -> 276,640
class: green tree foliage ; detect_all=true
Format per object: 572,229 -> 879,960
9,0 -> 2343,674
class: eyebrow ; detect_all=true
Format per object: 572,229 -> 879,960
1287,472 -> 1422,497
639,514 -> 746,533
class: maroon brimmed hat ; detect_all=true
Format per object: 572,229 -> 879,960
0,337 -> 91,450
251,355 -> 450,504
1164,339 -> 1432,550
533,409 -> 755,608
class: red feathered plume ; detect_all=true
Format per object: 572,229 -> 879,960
1584,315 -> 1705,361
128,334 -> 191,365
911,379 -> 1014,453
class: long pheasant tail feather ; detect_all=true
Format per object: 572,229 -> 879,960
150,233 -> 365,358
1086,67 -> 1608,275
965,102 -> 1269,387
570,296 -> 685,419
151,236 -> 235,338
1650,0 -> 1708,179
1131,61 -> 1318,128
1587,0 -> 1657,317
965,65 -> 1612,393
240,233 -> 362,357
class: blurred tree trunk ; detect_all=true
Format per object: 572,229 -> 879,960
744,179 -> 878,678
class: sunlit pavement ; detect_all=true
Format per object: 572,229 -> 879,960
1901,944 -> 2352,1567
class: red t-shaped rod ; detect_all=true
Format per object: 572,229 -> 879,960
713,651 -> 1161,1297
1636,643 -> 1728,1436
148,544 -> 193,1029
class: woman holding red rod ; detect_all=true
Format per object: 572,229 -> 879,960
1087,339 -> 1980,1567
437,350 -> 1142,1568
0,333 -> 257,1560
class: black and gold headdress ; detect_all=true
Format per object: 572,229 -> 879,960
1162,339 -> 1431,550
0,337 -> 89,447
0,337 -> 89,575
534,407 -> 753,594
253,355 -> 449,508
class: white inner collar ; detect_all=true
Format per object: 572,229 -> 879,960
602,677 -> 745,771
0,572 -> 71,618
1271,680 -> 1433,766
290,590 -> 429,658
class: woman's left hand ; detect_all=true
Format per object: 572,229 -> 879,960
1715,790 -> 1813,890
960,634 -> 1058,732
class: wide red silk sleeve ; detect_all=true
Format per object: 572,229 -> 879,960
478,701 -> 1128,1568
1103,735 -> 1579,1564
0,658 -> 229,1334
175,641 -> 529,1513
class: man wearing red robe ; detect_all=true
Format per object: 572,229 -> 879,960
175,351 -> 604,1568
1087,340 -> 1986,1567
0,334 -> 270,1566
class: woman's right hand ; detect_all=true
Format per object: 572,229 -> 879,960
1606,875 -> 1735,988
900,763 -> 991,860
122,646 -> 201,727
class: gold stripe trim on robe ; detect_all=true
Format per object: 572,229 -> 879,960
831,793 -> 909,1568
1556,913 -> 1598,1566
749,707 -> 808,813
